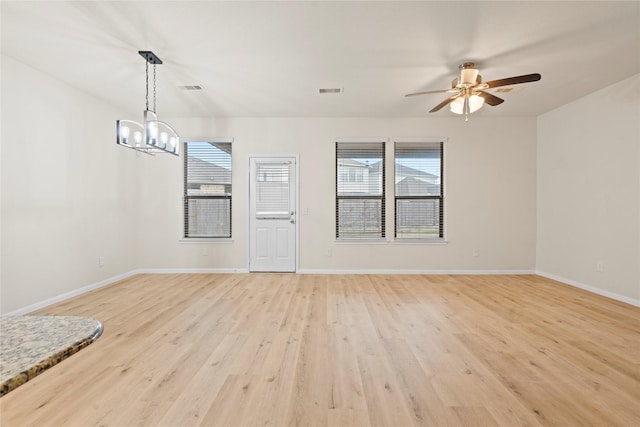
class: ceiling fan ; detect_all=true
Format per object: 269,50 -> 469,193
406,62 -> 541,120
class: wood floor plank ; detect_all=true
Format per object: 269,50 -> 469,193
382,349 -> 460,426
357,355 -> 416,427
255,331 -> 301,426
285,275 -> 329,427
157,333 -> 248,426
199,374 -> 264,427
327,324 -> 371,427
1,273 -> 638,426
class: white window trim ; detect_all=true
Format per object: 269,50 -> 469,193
394,238 -> 449,245
335,137 -> 389,144
393,136 -> 449,143
334,239 -> 389,244
179,239 -> 234,244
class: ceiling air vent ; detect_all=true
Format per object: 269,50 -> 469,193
180,85 -> 204,91
319,88 -> 342,94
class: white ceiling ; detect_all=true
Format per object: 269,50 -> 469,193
2,1 -> 639,118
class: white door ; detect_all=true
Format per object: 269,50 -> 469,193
249,157 -> 296,272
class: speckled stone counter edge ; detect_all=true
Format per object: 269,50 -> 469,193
0,321 -> 103,397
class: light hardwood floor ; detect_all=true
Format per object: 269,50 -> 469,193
1,274 -> 638,426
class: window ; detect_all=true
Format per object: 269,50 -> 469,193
394,141 -> 444,239
336,141 -> 385,239
183,140 -> 232,238
255,163 -> 290,218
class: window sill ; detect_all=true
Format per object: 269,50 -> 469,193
179,239 -> 234,244
394,239 -> 448,245
335,239 -> 389,244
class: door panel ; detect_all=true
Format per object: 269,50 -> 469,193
249,157 -> 296,272
276,227 -> 290,258
256,227 -> 269,258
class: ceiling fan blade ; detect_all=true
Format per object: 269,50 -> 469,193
405,89 -> 450,97
477,91 -> 504,106
481,73 -> 541,89
478,73 -> 542,89
430,95 -> 459,113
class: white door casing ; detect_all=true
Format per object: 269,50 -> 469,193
249,157 -> 297,272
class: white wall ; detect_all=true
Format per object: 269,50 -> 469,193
137,116 -> 538,273
7,51 -> 636,314
1,55 -> 140,313
537,74 -> 640,303
4,54 -> 637,312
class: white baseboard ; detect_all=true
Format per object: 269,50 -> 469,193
13,268 -> 633,315
5,270 -> 140,316
136,268 -> 249,274
297,269 -> 536,275
5,268 -> 250,315
536,270 -> 640,307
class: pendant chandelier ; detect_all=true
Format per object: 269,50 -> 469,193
116,51 -> 179,156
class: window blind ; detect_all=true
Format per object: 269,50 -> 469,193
394,141 -> 443,239
255,162 -> 290,218
184,141 -> 232,238
336,142 -> 385,239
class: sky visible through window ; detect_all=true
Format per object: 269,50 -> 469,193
187,141 -> 231,169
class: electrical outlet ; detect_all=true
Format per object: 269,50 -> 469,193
596,261 -> 604,272
472,249 -> 479,258
98,257 -> 104,267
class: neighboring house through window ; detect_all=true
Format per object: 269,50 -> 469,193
336,140 -> 385,239
183,139 -> 232,238
394,139 -> 444,239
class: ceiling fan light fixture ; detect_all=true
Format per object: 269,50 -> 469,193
405,62 -> 540,120
459,68 -> 479,86
450,94 -> 484,114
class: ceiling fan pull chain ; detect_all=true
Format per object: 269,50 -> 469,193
464,96 -> 469,121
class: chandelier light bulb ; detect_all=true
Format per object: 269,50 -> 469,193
120,126 -> 130,144
169,136 -> 178,153
148,122 -> 158,146
134,131 -> 142,147
160,132 -> 169,148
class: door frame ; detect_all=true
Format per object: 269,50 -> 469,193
247,154 -> 299,272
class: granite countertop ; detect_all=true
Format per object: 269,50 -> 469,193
0,315 -> 103,396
